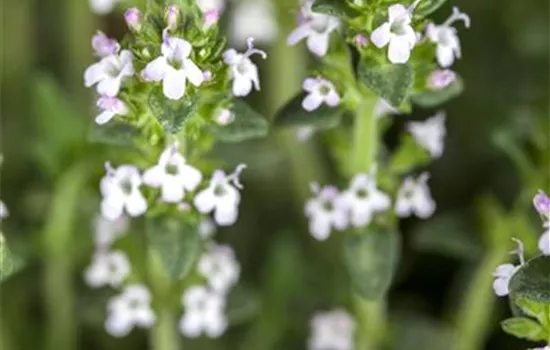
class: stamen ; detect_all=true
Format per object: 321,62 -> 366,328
104,161 -> 116,176
510,238 -> 525,265
245,38 -> 267,59
444,7 -> 471,28
227,164 -> 247,189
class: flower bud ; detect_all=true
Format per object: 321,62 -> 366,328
534,191 -> 550,218
91,31 -> 119,58
215,108 -> 234,125
353,34 -> 368,48
165,5 -> 180,30
124,8 -> 142,32
427,69 -> 457,90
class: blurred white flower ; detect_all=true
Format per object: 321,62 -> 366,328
105,284 -> 156,337
142,37 -> 204,100
301,77 -> 340,111
179,286 -> 227,338
196,0 -> 225,28
84,250 -> 130,288
427,69 -> 457,90
89,0 -> 118,15
308,309 -> 355,350
374,98 -> 399,118
531,347 -> 550,350
407,111 -> 446,158
370,2 -> 419,64
305,184 -> 348,241
492,263 -> 519,297
91,31 -> 120,58
230,0 -> 278,45
95,96 -> 128,125
100,164 -> 147,220
215,108 -> 234,126
143,144 -> 202,203
539,226 -> 550,255
93,214 -> 129,249
224,38 -> 267,97
198,218 -> 217,239
0,200 -> 8,219
194,165 -> 246,226
287,1 -> 339,57
342,173 -> 391,228
198,244 -> 240,293
296,126 -> 315,142
426,7 -> 470,67
84,49 -> 134,97
395,173 -> 436,219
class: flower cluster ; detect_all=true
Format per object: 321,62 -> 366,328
308,309 -> 355,350
533,190 -> 550,255
305,171 -> 435,240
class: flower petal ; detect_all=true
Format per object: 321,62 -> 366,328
163,68 -> 187,100
287,24 -> 311,46
125,192 -> 147,217
97,77 -> 121,97
161,176 -> 185,203
143,57 -> 169,82
143,165 -> 164,188
302,92 -> 324,111
184,59 -> 204,87
180,165 -> 202,191
214,205 -> 238,226
388,36 -> 412,64
306,32 -> 330,56
388,4 -> 408,23
194,189 -> 217,214
370,23 -> 391,48
95,110 -> 116,125
437,45 -> 455,68
232,76 -> 253,97
84,62 -> 107,87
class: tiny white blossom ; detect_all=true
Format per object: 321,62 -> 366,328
142,37 -> 204,100
179,286 -> 227,338
0,200 -> 8,219
426,7 -> 471,68
105,284 -> 156,337
223,38 -> 267,97
93,214 -> 129,249
308,309 -> 355,350
95,96 -> 128,125
198,244 -> 240,293
374,98 -> 399,118
370,1 -> 419,64
287,1 -> 339,57
199,218 -> 217,239
100,164 -> 148,221
342,173 -> 391,228
84,48 -> 134,97
194,165 -> 246,226
302,77 -> 340,111
143,144 -> 202,203
395,173 -> 436,219
492,263 -> 519,297
84,250 -> 130,288
229,0 -> 278,45
89,0 -> 118,15
407,111 -> 446,158
305,185 -> 349,241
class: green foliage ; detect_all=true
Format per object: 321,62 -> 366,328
226,285 -> 261,326
211,100 -> 269,142
273,92 -> 344,129
411,77 -> 464,108
501,317 -> 547,342
414,0 -> 448,18
148,87 -> 199,134
510,255 -> 550,303
146,217 -> 201,280
88,120 -> 140,147
357,59 -> 414,107
0,235 -> 25,282
389,134 -> 432,175
311,0 -> 360,19
513,296 -> 550,327
343,229 -> 400,300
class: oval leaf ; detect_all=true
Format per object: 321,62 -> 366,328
148,87 -> 198,133
415,0 -> 448,18
312,0 -> 360,18
88,120 -> 140,146
273,92 -> 344,129
411,77 -> 464,108
510,255 -> 550,303
358,59 -> 414,107
146,217 -> 201,280
501,317 -> 547,342
343,229 -> 401,300
212,100 -> 268,142
510,295 -> 550,326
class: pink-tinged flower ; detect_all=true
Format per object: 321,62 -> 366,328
354,34 -> 368,47
84,50 -> 134,97
301,77 -> 340,111
165,5 -> 180,30
91,31 -> 119,58
492,263 -> 519,297
426,7 -> 471,67
395,173 -> 436,219
341,173 -> 391,228
124,8 -> 142,32
95,96 -> 128,125
427,69 -> 457,90
305,184 -> 349,241
223,38 -> 266,97
533,190 -> 550,218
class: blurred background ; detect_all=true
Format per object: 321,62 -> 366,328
1,0 -> 548,349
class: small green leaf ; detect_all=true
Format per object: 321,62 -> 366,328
411,77 -> 464,108
148,87 -> 198,133
88,120 -> 140,146
501,317 -> 547,342
0,235 -> 25,282
358,59 -> 414,107
146,217 -> 201,280
415,0 -> 448,18
343,229 -> 401,300
311,0 -> 360,18
389,134 -> 432,174
273,92 -> 344,129
510,255 -> 550,303
512,296 -> 550,327
211,100 -> 269,142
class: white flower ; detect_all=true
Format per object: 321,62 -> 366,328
308,309 -> 355,350
198,244 -> 240,293
105,284 -> 156,337
84,49 -> 134,97
142,37 -> 204,100
0,200 -> 8,219
143,144 -> 202,203
492,263 -> 519,297
407,111 -> 446,158
427,69 -> 457,90
194,165 -> 246,226
223,38 -> 267,97
374,98 -> 399,118
302,77 -> 340,111
95,96 -> 128,125
370,1 -> 419,64
100,164 -> 148,221
198,218 -> 216,239
91,31 -> 120,58
230,0 -> 277,45
539,227 -> 550,255
89,0 -> 118,15
287,1 -> 339,57
426,7 -> 470,68
395,173 -> 436,219
305,185 -> 349,241
93,214 -> 129,249
342,173 -> 391,228
179,286 -> 227,338
84,250 -> 130,288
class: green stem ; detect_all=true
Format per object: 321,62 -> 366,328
151,308 -> 180,350
354,296 -> 387,350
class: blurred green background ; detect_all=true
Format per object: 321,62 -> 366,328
1,0 -> 548,349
